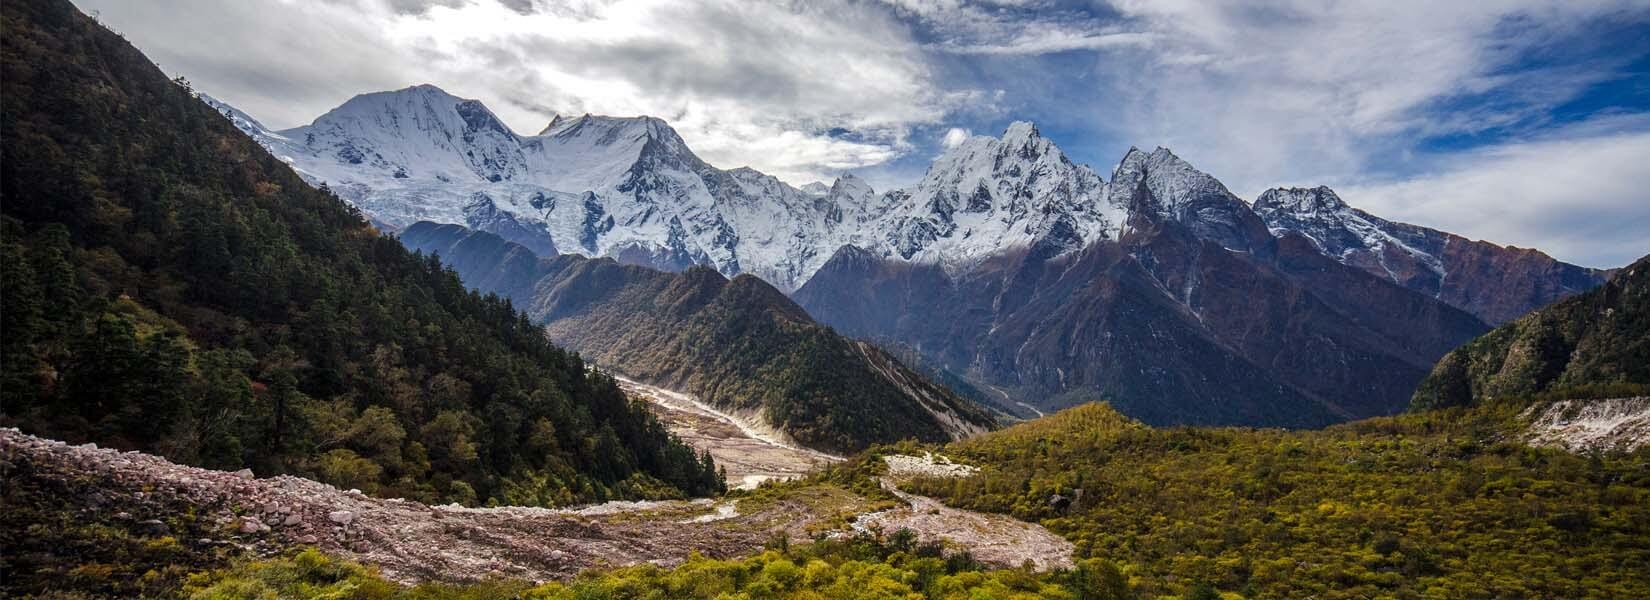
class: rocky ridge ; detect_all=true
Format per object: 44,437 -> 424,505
1255,186 -> 1611,324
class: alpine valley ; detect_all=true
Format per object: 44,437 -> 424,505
214,85 -> 1609,427
7,1 -> 1650,599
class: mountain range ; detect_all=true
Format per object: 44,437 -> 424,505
211,85 -> 1615,426
212,87 -> 1608,316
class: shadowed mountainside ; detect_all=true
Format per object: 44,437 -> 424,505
400,221 -> 997,454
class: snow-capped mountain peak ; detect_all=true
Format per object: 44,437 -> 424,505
538,114 -> 570,136
864,121 -> 1117,267
828,173 -> 874,202
276,84 -> 528,184
1109,146 -> 1233,213
1107,146 -> 1271,252
999,120 -> 1042,149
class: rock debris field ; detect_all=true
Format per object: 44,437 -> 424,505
1,429 -> 1075,584
2,428 -> 771,583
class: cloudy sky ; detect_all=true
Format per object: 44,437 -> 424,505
79,0 -> 1650,267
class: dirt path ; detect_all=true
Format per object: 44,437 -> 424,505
853,454 -> 1074,571
616,376 -> 840,489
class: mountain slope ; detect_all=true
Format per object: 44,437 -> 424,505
400,222 -> 996,453
1256,186 -> 1611,324
795,148 -> 1491,427
0,0 -> 720,506
1412,253 -> 1650,410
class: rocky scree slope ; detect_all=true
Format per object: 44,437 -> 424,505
401,221 -> 997,454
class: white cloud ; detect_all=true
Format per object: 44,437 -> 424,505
1094,0 -> 1650,197
940,127 -> 972,149
884,0 -> 1157,56
77,0 -> 972,184
1335,119 -> 1650,268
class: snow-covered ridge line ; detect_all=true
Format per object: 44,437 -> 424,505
205,84 -> 1582,301
199,86 -> 1204,291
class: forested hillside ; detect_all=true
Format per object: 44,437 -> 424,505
903,403 -> 1650,599
0,0 -> 721,506
1412,253 -> 1650,410
401,221 -> 998,454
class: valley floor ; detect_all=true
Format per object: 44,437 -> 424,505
1,414 -> 1071,589
615,376 -> 840,489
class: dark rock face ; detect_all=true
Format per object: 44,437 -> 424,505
1434,241 -> 1614,325
1254,186 -> 1611,325
794,163 -> 1493,428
